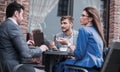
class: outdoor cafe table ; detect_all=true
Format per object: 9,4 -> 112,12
43,50 -> 72,72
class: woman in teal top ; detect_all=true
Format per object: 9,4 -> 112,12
54,7 -> 106,72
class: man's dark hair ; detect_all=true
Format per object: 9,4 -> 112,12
6,1 -> 24,18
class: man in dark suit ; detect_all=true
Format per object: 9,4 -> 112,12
0,1 -> 48,72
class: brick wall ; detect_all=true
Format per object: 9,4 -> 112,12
0,1 -> 7,23
0,0 -> 29,39
109,0 -> 120,44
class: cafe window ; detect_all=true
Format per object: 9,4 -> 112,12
57,0 -> 74,16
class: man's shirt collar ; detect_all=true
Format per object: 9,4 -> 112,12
8,18 -> 18,25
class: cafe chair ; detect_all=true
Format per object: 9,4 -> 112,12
101,42 -> 120,72
13,64 -> 35,72
0,62 -> 3,72
66,64 -> 88,72
65,47 -> 109,72
22,59 -> 45,70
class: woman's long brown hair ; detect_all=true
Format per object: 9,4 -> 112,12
84,7 -> 106,47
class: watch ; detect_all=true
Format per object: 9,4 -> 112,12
67,42 -> 71,47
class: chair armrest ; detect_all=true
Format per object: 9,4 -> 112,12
0,62 -> 3,72
22,62 -> 39,64
34,65 -> 45,70
66,64 -> 88,72
22,62 -> 45,70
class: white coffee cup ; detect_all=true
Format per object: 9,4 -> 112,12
59,47 -> 67,51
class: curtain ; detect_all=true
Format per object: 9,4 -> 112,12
28,0 -> 59,32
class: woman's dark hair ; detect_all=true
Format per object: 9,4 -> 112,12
84,7 -> 106,47
6,1 -> 24,18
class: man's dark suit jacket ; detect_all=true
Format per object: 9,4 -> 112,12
0,19 -> 42,72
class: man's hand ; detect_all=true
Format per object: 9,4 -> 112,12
40,45 -> 48,52
56,37 -> 69,45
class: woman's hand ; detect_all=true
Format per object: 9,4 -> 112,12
49,41 -> 58,51
40,45 -> 48,52
68,45 -> 75,51
27,40 -> 35,46
56,37 -> 69,45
